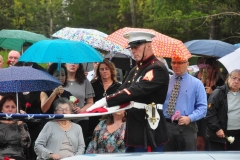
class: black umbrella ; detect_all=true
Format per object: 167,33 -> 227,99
105,53 -> 136,71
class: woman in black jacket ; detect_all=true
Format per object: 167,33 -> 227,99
205,69 -> 240,151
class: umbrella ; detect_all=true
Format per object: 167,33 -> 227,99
52,27 -> 131,56
52,27 -> 108,39
0,29 -> 48,52
18,39 -> 103,63
105,53 -> 136,71
234,43 -> 240,47
106,27 -> 191,59
0,66 -> 61,111
187,65 -> 199,75
184,40 -> 239,57
218,48 -> 240,73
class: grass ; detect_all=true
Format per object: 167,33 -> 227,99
0,50 -> 9,68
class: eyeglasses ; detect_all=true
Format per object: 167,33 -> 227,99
55,108 -> 71,112
171,61 -> 187,65
230,76 -> 240,82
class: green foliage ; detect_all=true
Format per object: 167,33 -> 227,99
0,0 -> 240,45
0,50 -> 9,68
65,0 -> 121,33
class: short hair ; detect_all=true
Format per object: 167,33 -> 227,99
0,95 -> 17,112
226,69 -> 240,84
48,63 -> 68,87
93,59 -> 118,83
52,97 -> 72,112
8,50 -> 20,57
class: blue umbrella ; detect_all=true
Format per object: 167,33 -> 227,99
19,39 -> 103,63
184,40 -> 239,57
0,66 -> 61,111
0,66 -> 61,93
234,43 -> 240,47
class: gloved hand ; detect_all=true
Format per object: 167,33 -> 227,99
86,97 -> 107,112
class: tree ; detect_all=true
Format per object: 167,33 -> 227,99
0,0 -> 14,30
65,0 -> 121,33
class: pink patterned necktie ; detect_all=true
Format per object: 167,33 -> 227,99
167,77 -> 181,116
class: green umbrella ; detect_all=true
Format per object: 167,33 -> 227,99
0,29 -> 48,52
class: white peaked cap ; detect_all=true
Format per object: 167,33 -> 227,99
123,31 -> 155,43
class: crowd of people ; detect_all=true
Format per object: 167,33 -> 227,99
0,31 -> 240,160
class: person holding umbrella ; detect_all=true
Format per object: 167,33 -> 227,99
194,57 -> 225,151
40,63 -> 72,114
87,31 -> 170,152
202,58 -> 225,96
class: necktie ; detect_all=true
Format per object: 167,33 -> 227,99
167,77 -> 181,116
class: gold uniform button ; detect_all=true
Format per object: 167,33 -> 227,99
132,80 -> 134,82
128,81 -> 130,83
136,67 -> 139,70
140,63 -> 142,66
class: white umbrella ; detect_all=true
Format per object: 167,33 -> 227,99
218,48 -> 240,73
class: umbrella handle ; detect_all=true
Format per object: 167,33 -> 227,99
57,88 -> 61,98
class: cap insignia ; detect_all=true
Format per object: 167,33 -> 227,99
125,34 -> 130,39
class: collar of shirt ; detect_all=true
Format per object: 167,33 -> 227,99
173,72 -> 188,80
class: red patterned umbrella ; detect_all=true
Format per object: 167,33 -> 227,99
106,27 -> 191,60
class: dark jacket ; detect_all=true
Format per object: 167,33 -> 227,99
91,80 -> 121,102
106,55 -> 169,148
205,84 -> 229,143
88,80 -> 121,137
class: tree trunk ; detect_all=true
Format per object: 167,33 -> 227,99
209,17 -> 215,40
130,0 -> 136,27
49,0 -> 53,37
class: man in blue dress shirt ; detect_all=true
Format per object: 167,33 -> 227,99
163,57 -> 207,151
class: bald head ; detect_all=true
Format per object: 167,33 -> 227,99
8,50 -> 20,66
0,55 -> 4,68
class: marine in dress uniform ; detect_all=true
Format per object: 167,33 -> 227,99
87,31 -> 169,152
